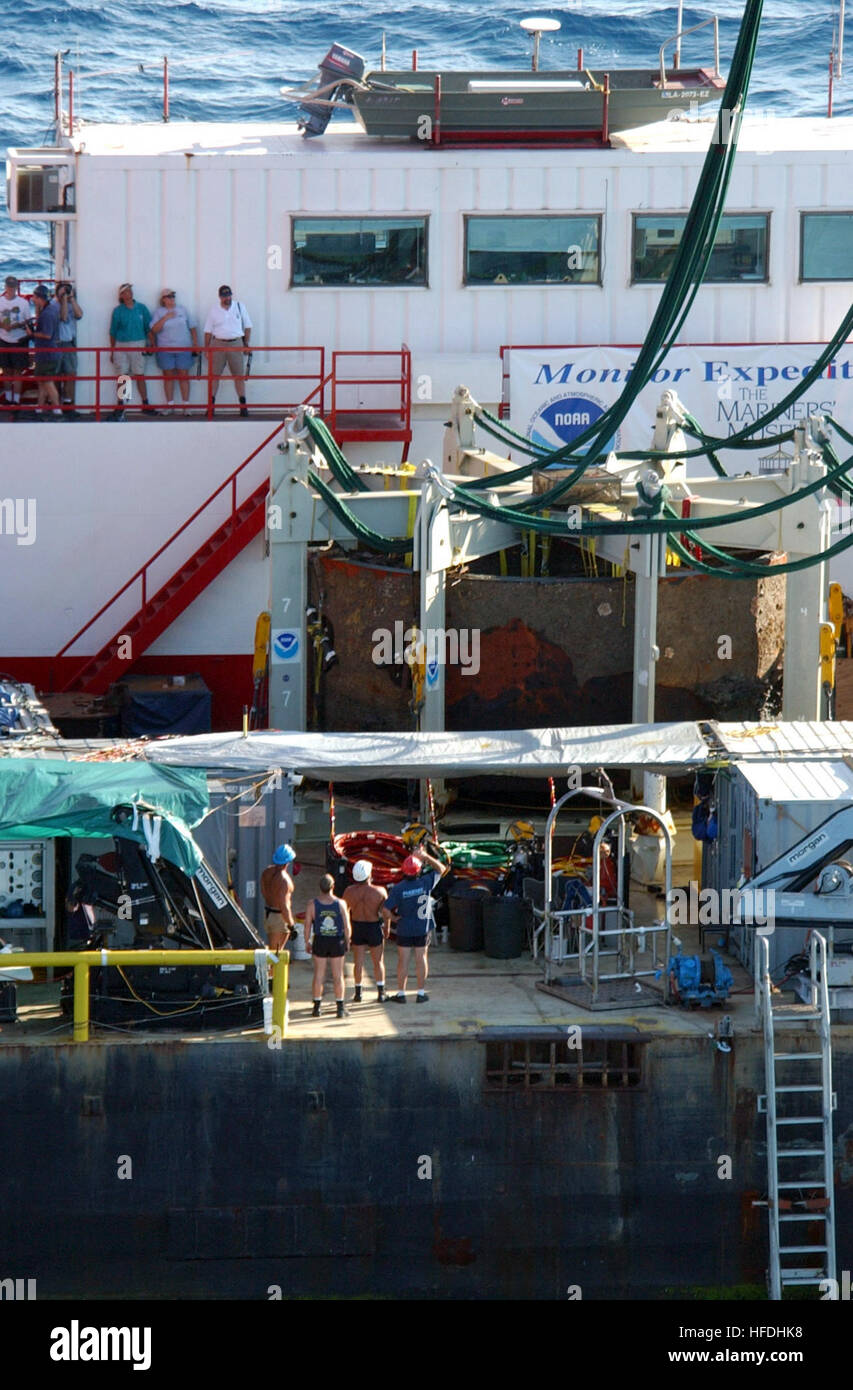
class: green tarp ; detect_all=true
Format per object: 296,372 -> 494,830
0,760 -> 209,875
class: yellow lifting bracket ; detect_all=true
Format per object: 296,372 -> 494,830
252,611 -> 271,683
829,580 -> 844,642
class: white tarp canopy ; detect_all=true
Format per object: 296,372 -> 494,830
712,721 -> 853,759
143,723 -> 710,780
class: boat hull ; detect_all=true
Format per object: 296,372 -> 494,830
351,67 -> 724,139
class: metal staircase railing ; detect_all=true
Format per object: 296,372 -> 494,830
757,931 -> 836,1299
52,421 -> 287,692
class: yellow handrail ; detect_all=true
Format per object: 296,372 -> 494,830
8,949 -> 288,1043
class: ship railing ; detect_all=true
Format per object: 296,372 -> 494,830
51,416 -> 290,674
3,949 -> 289,1044
0,344 -> 327,420
328,345 -> 412,440
659,15 -> 720,86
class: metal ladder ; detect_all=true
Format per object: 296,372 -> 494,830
757,930 -> 836,1299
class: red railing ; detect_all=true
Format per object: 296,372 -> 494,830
0,344 -> 326,419
51,419 -> 287,678
327,344 -> 412,440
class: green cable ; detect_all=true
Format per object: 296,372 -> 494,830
516,0 -> 765,483
441,440 -> 853,539
306,415 -> 369,492
665,522 -> 853,578
307,469 -> 412,553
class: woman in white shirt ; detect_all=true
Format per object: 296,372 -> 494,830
150,289 -> 199,414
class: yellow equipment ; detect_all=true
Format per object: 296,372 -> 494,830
249,611 -> 271,729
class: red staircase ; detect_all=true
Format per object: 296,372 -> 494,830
54,424 -> 285,695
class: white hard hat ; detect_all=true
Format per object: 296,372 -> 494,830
352,859 -> 372,882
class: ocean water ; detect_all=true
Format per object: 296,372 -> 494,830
0,0 -> 849,274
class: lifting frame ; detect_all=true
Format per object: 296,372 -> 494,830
536,786 -> 673,1004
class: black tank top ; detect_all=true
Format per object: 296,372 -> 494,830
313,897 -> 345,941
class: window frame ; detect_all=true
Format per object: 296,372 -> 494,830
630,211 -> 771,286
799,210 -> 853,283
463,212 -> 604,288
289,214 -> 430,290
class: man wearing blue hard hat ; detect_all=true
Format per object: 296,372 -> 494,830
261,843 -> 296,952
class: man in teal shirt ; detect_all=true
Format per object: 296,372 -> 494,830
108,282 -> 155,418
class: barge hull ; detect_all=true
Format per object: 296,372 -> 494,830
2,1029 -> 851,1299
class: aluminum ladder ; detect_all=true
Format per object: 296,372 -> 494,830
757,930 -> 836,1299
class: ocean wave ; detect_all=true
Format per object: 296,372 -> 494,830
2,0 -> 850,272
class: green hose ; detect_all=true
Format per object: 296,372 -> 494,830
306,415 -> 369,492
459,0 -> 766,499
441,840 -> 510,868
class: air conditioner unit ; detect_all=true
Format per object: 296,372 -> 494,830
6,151 -> 75,220
645,225 -> 678,246
17,165 -> 72,215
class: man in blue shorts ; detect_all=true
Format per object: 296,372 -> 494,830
381,849 -> 449,1003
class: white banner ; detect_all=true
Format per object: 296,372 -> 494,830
509,344 -> 853,477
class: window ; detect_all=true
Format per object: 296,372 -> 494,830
632,213 -> 769,283
484,1037 -> 644,1091
801,212 -> 853,282
464,215 -> 601,286
291,217 -> 427,287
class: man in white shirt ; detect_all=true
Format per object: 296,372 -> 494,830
202,284 -> 252,417
0,274 -> 33,417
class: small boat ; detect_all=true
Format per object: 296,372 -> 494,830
284,16 -> 725,144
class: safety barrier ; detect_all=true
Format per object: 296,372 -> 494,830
0,344 -> 326,419
5,949 -> 288,1043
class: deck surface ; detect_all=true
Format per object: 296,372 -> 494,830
2,922 -> 758,1047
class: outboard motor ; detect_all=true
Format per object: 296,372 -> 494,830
299,44 -> 366,137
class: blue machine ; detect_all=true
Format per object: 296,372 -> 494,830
668,950 -> 733,1007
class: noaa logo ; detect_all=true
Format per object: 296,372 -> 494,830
526,392 -> 617,455
426,658 -> 440,688
273,629 -> 300,661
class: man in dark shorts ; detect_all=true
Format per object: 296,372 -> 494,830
343,859 -> 388,1004
381,849 -> 449,1004
30,285 -> 63,418
303,874 -> 352,1019
259,843 -> 296,952
0,274 -> 32,417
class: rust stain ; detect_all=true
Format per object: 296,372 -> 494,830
432,1233 -> 476,1266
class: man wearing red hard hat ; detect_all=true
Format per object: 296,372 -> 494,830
381,847 -> 448,1004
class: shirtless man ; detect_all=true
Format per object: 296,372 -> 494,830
343,859 -> 388,1003
260,843 -> 296,951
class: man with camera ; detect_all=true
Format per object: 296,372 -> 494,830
54,282 -> 83,417
29,284 -> 63,420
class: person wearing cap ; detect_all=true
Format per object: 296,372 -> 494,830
381,848 -> 449,1003
260,843 -> 296,952
303,874 -> 352,1019
343,860 -> 388,1004
0,274 -> 33,417
108,283 -> 155,419
54,281 -> 83,416
150,289 -> 199,415
202,285 -> 252,418
29,285 -> 63,419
